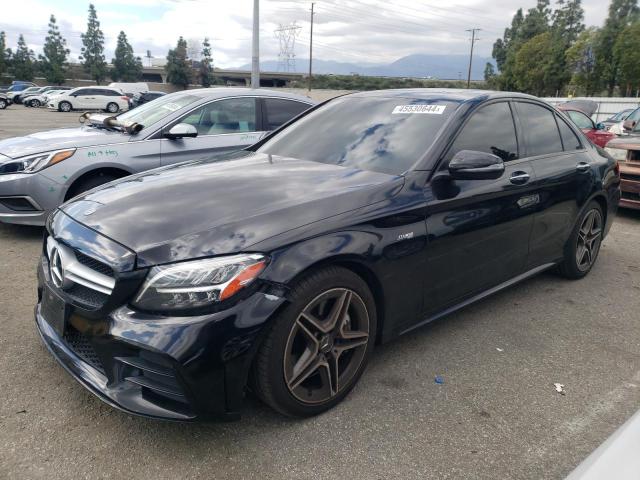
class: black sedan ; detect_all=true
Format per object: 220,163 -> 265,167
36,89 -> 620,420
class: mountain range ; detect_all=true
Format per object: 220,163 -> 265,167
239,54 -> 494,80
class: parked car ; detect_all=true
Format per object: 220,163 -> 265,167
48,86 -> 130,113
558,104 -> 616,148
6,85 -> 41,104
130,91 -> 165,109
600,108 -> 634,131
605,136 -> 640,210
108,82 -> 148,97
23,86 -> 72,107
622,107 -> 640,133
0,88 -> 315,225
34,89 -> 620,421
0,93 -> 8,109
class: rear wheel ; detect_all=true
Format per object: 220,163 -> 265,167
106,102 -> 119,113
0,99 -> 6,109
29,98 -> 41,107
65,173 -> 120,201
59,101 -> 72,112
252,267 -> 376,417
558,201 -> 604,279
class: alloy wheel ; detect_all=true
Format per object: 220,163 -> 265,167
60,102 -> 71,112
107,103 -> 118,113
284,288 -> 370,404
576,208 -> 602,272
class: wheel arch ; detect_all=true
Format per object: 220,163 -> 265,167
64,166 -> 132,201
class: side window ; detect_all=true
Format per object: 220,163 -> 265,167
515,102 -> 563,157
566,110 -> 594,130
446,102 -> 518,162
263,99 -> 310,130
556,116 -> 582,151
177,98 -> 257,136
74,89 -> 90,96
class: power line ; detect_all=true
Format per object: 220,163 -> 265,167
274,22 -> 302,72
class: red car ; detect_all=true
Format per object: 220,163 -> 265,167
558,103 -> 616,148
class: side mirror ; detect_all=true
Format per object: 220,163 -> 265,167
448,150 -> 505,180
165,123 -> 198,140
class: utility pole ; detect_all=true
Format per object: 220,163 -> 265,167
251,0 -> 260,89
308,2 -> 315,91
465,28 -> 481,89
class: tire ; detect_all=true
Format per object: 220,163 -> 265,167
65,173 -> 120,201
252,266 -> 377,417
59,101 -> 72,112
106,102 -> 119,113
0,99 -> 6,109
558,201 -> 604,279
29,99 -> 41,107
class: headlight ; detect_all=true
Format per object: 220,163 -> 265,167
132,254 -> 267,311
604,147 -> 627,161
0,149 -> 76,175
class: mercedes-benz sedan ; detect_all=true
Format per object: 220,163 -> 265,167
36,89 -> 620,421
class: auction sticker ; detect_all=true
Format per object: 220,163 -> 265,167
392,105 -> 446,114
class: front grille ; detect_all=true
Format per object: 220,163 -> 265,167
75,251 -> 114,278
65,284 -> 109,309
63,327 -> 105,374
0,197 -> 37,211
621,191 -> 640,201
621,173 -> 640,182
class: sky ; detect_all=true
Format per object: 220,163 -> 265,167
0,0 -> 611,68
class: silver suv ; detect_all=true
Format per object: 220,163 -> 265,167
0,88 -> 315,225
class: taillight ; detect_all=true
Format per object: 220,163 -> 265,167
121,96 -> 129,101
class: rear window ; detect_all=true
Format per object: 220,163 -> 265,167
257,96 -> 457,175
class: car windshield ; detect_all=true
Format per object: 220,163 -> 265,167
116,93 -> 200,129
257,96 -> 457,175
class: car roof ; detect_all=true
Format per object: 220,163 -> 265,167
344,88 -> 542,104
165,87 -> 315,104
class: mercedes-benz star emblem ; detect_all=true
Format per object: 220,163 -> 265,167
50,247 -> 64,288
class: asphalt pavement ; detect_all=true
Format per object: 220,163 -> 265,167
0,105 -> 639,480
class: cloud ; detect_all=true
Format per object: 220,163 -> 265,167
0,0 -> 610,68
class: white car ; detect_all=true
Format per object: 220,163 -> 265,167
48,86 -> 130,113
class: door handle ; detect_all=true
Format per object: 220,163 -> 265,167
509,171 -> 530,185
576,162 -> 590,172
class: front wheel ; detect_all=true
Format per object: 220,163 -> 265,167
558,201 -> 604,279
252,267 -> 376,417
106,102 -> 119,113
0,99 -> 6,109
29,99 -> 41,107
59,101 -> 72,112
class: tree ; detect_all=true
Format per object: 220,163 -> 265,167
514,32 -> 553,95
199,37 -> 214,87
111,31 -> 142,81
547,0 -> 585,95
166,36 -> 191,89
80,3 -> 108,84
0,31 -> 9,80
594,0 -> 639,95
11,34 -> 35,81
614,21 -> 640,95
566,27 -> 600,95
39,15 -> 69,85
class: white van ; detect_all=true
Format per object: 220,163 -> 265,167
108,82 -> 149,96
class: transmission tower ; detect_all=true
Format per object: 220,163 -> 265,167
274,22 -> 302,72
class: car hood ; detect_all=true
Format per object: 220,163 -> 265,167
0,126 -> 131,158
61,152 -> 404,267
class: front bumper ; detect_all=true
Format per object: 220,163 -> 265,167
0,172 -> 65,225
36,255 -> 285,421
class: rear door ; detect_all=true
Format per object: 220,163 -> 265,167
423,100 -> 538,314
159,97 -> 261,166
519,102 -> 592,268
72,88 -> 94,109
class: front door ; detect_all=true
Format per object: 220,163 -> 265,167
159,97 -> 265,166
423,101 -> 538,315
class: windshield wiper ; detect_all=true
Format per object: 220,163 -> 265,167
79,113 -> 144,134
